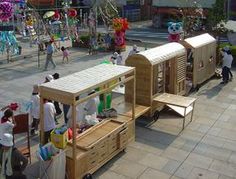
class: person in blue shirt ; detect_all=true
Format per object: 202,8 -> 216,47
104,33 -> 111,51
44,40 -> 56,70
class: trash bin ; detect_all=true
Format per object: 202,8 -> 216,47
37,143 -> 66,179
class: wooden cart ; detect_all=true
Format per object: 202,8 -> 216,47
39,64 -> 136,179
182,33 -> 216,88
125,42 -> 187,117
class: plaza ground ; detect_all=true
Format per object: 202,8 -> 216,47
1,41 -> 236,179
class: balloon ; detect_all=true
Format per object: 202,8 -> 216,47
68,9 -> 77,18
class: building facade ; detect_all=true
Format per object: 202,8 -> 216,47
152,0 -> 216,28
228,0 -> 236,20
117,0 -> 152,21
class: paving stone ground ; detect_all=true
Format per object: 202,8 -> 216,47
1,42 -> 236,179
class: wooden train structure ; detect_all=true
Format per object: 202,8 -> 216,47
123,32 -> 216,128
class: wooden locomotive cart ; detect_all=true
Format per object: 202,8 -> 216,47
39,64 -> 136,179
182,33 -> 216,88
125,42 -> 196,129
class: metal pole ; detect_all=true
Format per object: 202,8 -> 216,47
37,0 -> 40,68
228,0 -> 231,20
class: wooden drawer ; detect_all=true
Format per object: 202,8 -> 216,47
87,157 -> 98,169
119,128 -> 128,149
98,149 -> 108,163
87,149 -> 97,161
108,143 -> 118,154
97,139 -> 109,163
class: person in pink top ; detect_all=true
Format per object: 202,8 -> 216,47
61,46 -> 69,63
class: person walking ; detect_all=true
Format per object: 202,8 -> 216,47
221,47 -> 233,84
30,85 -> 40,136
44,41 -> 56,71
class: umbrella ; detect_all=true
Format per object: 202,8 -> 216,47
43,11 -> 55,19
51,20 -> 62,25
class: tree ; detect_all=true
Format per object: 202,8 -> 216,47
207,0 -> 227,32
91,0 -> 119,32
176,0 -> 204,37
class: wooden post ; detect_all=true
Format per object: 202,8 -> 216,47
40,97 -> 44,144
190,102 -> 195,122
182,107 -> 187,131
132,70 -> 136,121
72,102 -> 77,179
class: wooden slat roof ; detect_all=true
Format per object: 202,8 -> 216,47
40,64 -> 134,96
132,42 -> 186,65
184,33 -> 216,48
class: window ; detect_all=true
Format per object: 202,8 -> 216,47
198,60 -> 204,69
209,56 -> 214,63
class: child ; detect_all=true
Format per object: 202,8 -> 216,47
61,46 -> 69,63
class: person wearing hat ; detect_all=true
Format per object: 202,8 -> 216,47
44,74 -> 54,83
30,85 -> 40,135
44,40 -> 56,71
128,44 -> 139,56
221,46 -> 233,84
0,133 -> 28,179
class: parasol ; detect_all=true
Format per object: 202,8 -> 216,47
51,20 -> 62,25
43,11 -> 55,19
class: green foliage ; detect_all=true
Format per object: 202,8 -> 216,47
207,0 -> 227,29
80,35 -> 90,42
219,43 -> 236,56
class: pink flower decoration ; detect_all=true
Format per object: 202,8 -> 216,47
0,2 -> 13,21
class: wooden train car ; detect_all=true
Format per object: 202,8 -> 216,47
125,42 -> 187,116
182,33 -> 217,88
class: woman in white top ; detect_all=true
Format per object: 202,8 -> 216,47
30,85 -> 40,135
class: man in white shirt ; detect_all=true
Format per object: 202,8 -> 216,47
221,47 -> 233,84
43,99 -> 56,144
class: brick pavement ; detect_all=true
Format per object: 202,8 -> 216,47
1,42 -> 236,179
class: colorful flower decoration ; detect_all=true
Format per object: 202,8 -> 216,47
0,0 -> 18,55
0,1 -> 13,21
112,18 -> 129,50
54,11 -> 60,20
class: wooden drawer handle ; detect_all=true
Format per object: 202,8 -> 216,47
91,160 -> 96,164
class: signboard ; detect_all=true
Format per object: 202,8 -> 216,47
116,0 -> 127,6
28,0 -> 54,6
152,0 -> 216,8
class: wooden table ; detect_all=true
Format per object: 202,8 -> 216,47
153,93 -> 196,130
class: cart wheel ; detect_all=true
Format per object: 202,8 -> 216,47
153,110 -> 160,121
83,173 -> 92,179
